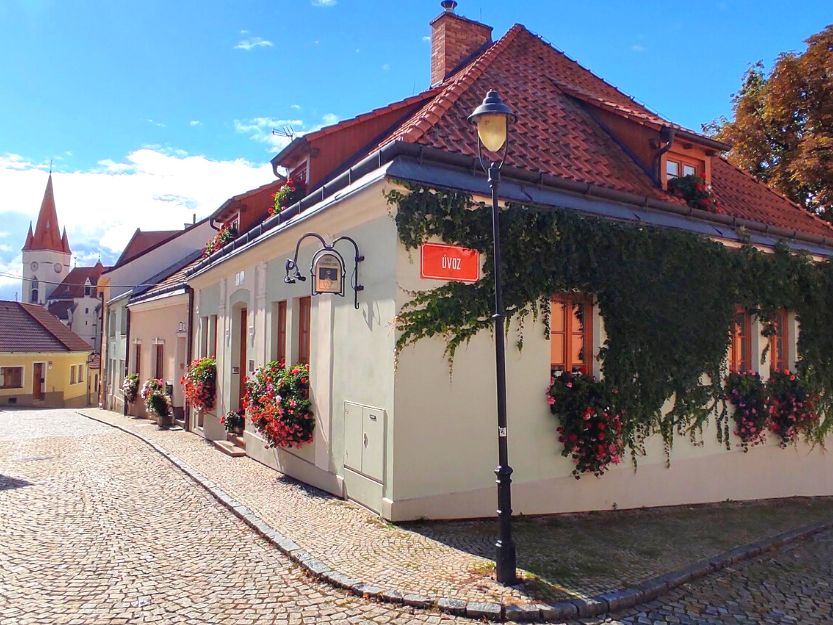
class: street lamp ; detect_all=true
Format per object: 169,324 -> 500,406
468,89 -> 518,586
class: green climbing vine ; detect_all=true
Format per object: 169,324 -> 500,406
387,182 -> 833,457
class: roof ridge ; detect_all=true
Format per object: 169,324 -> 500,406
718,156 -> 833,234
392,23 -> 526,146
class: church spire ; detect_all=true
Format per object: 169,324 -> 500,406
61,226 -> 71,253
22,223 -> 34,251
29,173 -> 66,252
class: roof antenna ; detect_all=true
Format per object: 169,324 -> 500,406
272,126 -> 296,141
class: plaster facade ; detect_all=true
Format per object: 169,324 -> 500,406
0,352 -> 91,408
186,178 -> 833,521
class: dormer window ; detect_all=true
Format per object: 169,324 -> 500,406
666,157 -> 699,182
84,280 -> 93,297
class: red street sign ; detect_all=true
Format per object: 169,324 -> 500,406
420,243 -> 480,283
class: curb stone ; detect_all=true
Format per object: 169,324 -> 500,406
76,410 -> 833,623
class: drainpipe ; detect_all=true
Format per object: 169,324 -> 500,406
653,126 -> 675,185
98,291 -> 105,408
123,306 -> 131,416
183,285 -> 194,432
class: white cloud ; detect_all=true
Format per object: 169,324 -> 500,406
631,44 -> 646,53
234,114 -> 341,152
381,63 -> 391,72
233,117 -> 303,151
422,35 -> 431,42
234,36 -> 273,51
311,0 -> 336,6
0,149 -> 273,300
289,104 -> 302,110
189,120 -> 202,127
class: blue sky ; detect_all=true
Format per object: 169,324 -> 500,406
0,0 -> 830,299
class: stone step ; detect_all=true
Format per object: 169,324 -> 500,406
212,440 -> 246,457
227,433 -> 245,450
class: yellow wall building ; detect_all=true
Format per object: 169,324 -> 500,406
0,301 -> 92,408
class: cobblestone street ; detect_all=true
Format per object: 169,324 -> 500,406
0,410 -> 468,625
1,409 -> 832,624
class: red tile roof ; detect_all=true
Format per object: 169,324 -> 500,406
711,158 -> 833,240
372,24 -> 833,242
136,254 -> 203,301
0,301 -> 90,352
113,229 -> 179,268
46,300 -> 75,321
49,263 -> 106,300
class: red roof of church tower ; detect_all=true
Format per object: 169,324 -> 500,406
24,174 -> 69,253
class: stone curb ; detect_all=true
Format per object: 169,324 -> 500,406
77,410 -> 833,623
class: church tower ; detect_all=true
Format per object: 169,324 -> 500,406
21,173 -> 72,304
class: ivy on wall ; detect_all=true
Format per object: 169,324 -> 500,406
387,183 -> 833,456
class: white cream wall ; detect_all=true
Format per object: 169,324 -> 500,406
189,180 -> 397,505
105,221 -> 213,300
390,206 -> 832,521
128,294 -> 189,414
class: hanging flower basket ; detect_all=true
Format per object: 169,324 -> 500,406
766,369 -> 818,447
181,357 -> 217,411
547,371 -> 623,478
244,361 -> 314,448
667,175 -> 722,213
268,178 -> 306,216
725,370 -> 768,451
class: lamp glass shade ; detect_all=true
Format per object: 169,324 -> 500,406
475,113 -> 508,153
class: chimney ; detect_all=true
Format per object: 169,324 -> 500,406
430,1 -> 492,86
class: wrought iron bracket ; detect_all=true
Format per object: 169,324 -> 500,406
284,232 -> 365,309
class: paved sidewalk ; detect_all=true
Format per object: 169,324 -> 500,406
79,409 -> 529,605
77,408 -> 833,616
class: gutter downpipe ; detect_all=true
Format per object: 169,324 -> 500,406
653,126 -> 676,185
98,291 -> 106,408
123,306 -> 131,416
183,285 -> 194,432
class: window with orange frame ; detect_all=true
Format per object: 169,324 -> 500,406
729,306 -> 752,373
550,294 -> 594,374
769,308 -> 789,373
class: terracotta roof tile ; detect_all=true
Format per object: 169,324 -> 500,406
112,229 -> 179,268
372,24 -> 833,242
49,263 -> 106,300
0,301 -> 90,352
712,158 -> 833,240
46,300 -> 75,321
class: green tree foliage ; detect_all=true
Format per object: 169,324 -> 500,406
707,25 -> 833,220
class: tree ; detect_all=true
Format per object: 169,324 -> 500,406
706,25 -> 833,220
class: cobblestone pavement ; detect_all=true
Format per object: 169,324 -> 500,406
0,409 -> 471,625
78,408 -> 527,604
601,530 -> 833,624
5,408 -> 833,625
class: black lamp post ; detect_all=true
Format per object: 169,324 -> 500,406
468,90 -> 518,586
